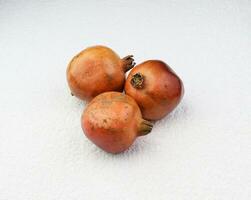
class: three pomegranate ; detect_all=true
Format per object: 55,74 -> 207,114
67,45 -> 184,153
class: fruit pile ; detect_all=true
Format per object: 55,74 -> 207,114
67,45 -> 184,154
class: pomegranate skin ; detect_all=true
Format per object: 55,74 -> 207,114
125,60 -> 184,121
67,45 -> 134,101
81,92 -> 153,154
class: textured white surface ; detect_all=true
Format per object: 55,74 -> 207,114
0,0 -> 251,199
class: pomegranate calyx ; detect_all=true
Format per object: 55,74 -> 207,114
131,73 -> 144,89
122,55 -> 135,72
138,119 -> 153,136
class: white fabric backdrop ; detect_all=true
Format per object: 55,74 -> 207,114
0,0 -> 250,199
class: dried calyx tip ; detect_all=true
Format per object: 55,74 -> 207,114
131,73 -> 144,89
138,119 -> 153,136
122,55 -> 135,72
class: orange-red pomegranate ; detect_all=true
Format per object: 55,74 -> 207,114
67,45 -> 135,101
81,92 -> 153,154
125,60 -> 184,121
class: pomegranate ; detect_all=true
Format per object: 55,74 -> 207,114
67,45 -> 135,101
81,92 -> 153,154
125,60 -> 184,120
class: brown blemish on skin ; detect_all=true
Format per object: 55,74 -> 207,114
106,74 -> 113,82
160,97 -> 169,106
109,128 -> 117,134
101,100 -> 112,105
114,95 -> 126,101
103,119 -> 107,123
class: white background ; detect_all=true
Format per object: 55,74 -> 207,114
0,0 -> 250,199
